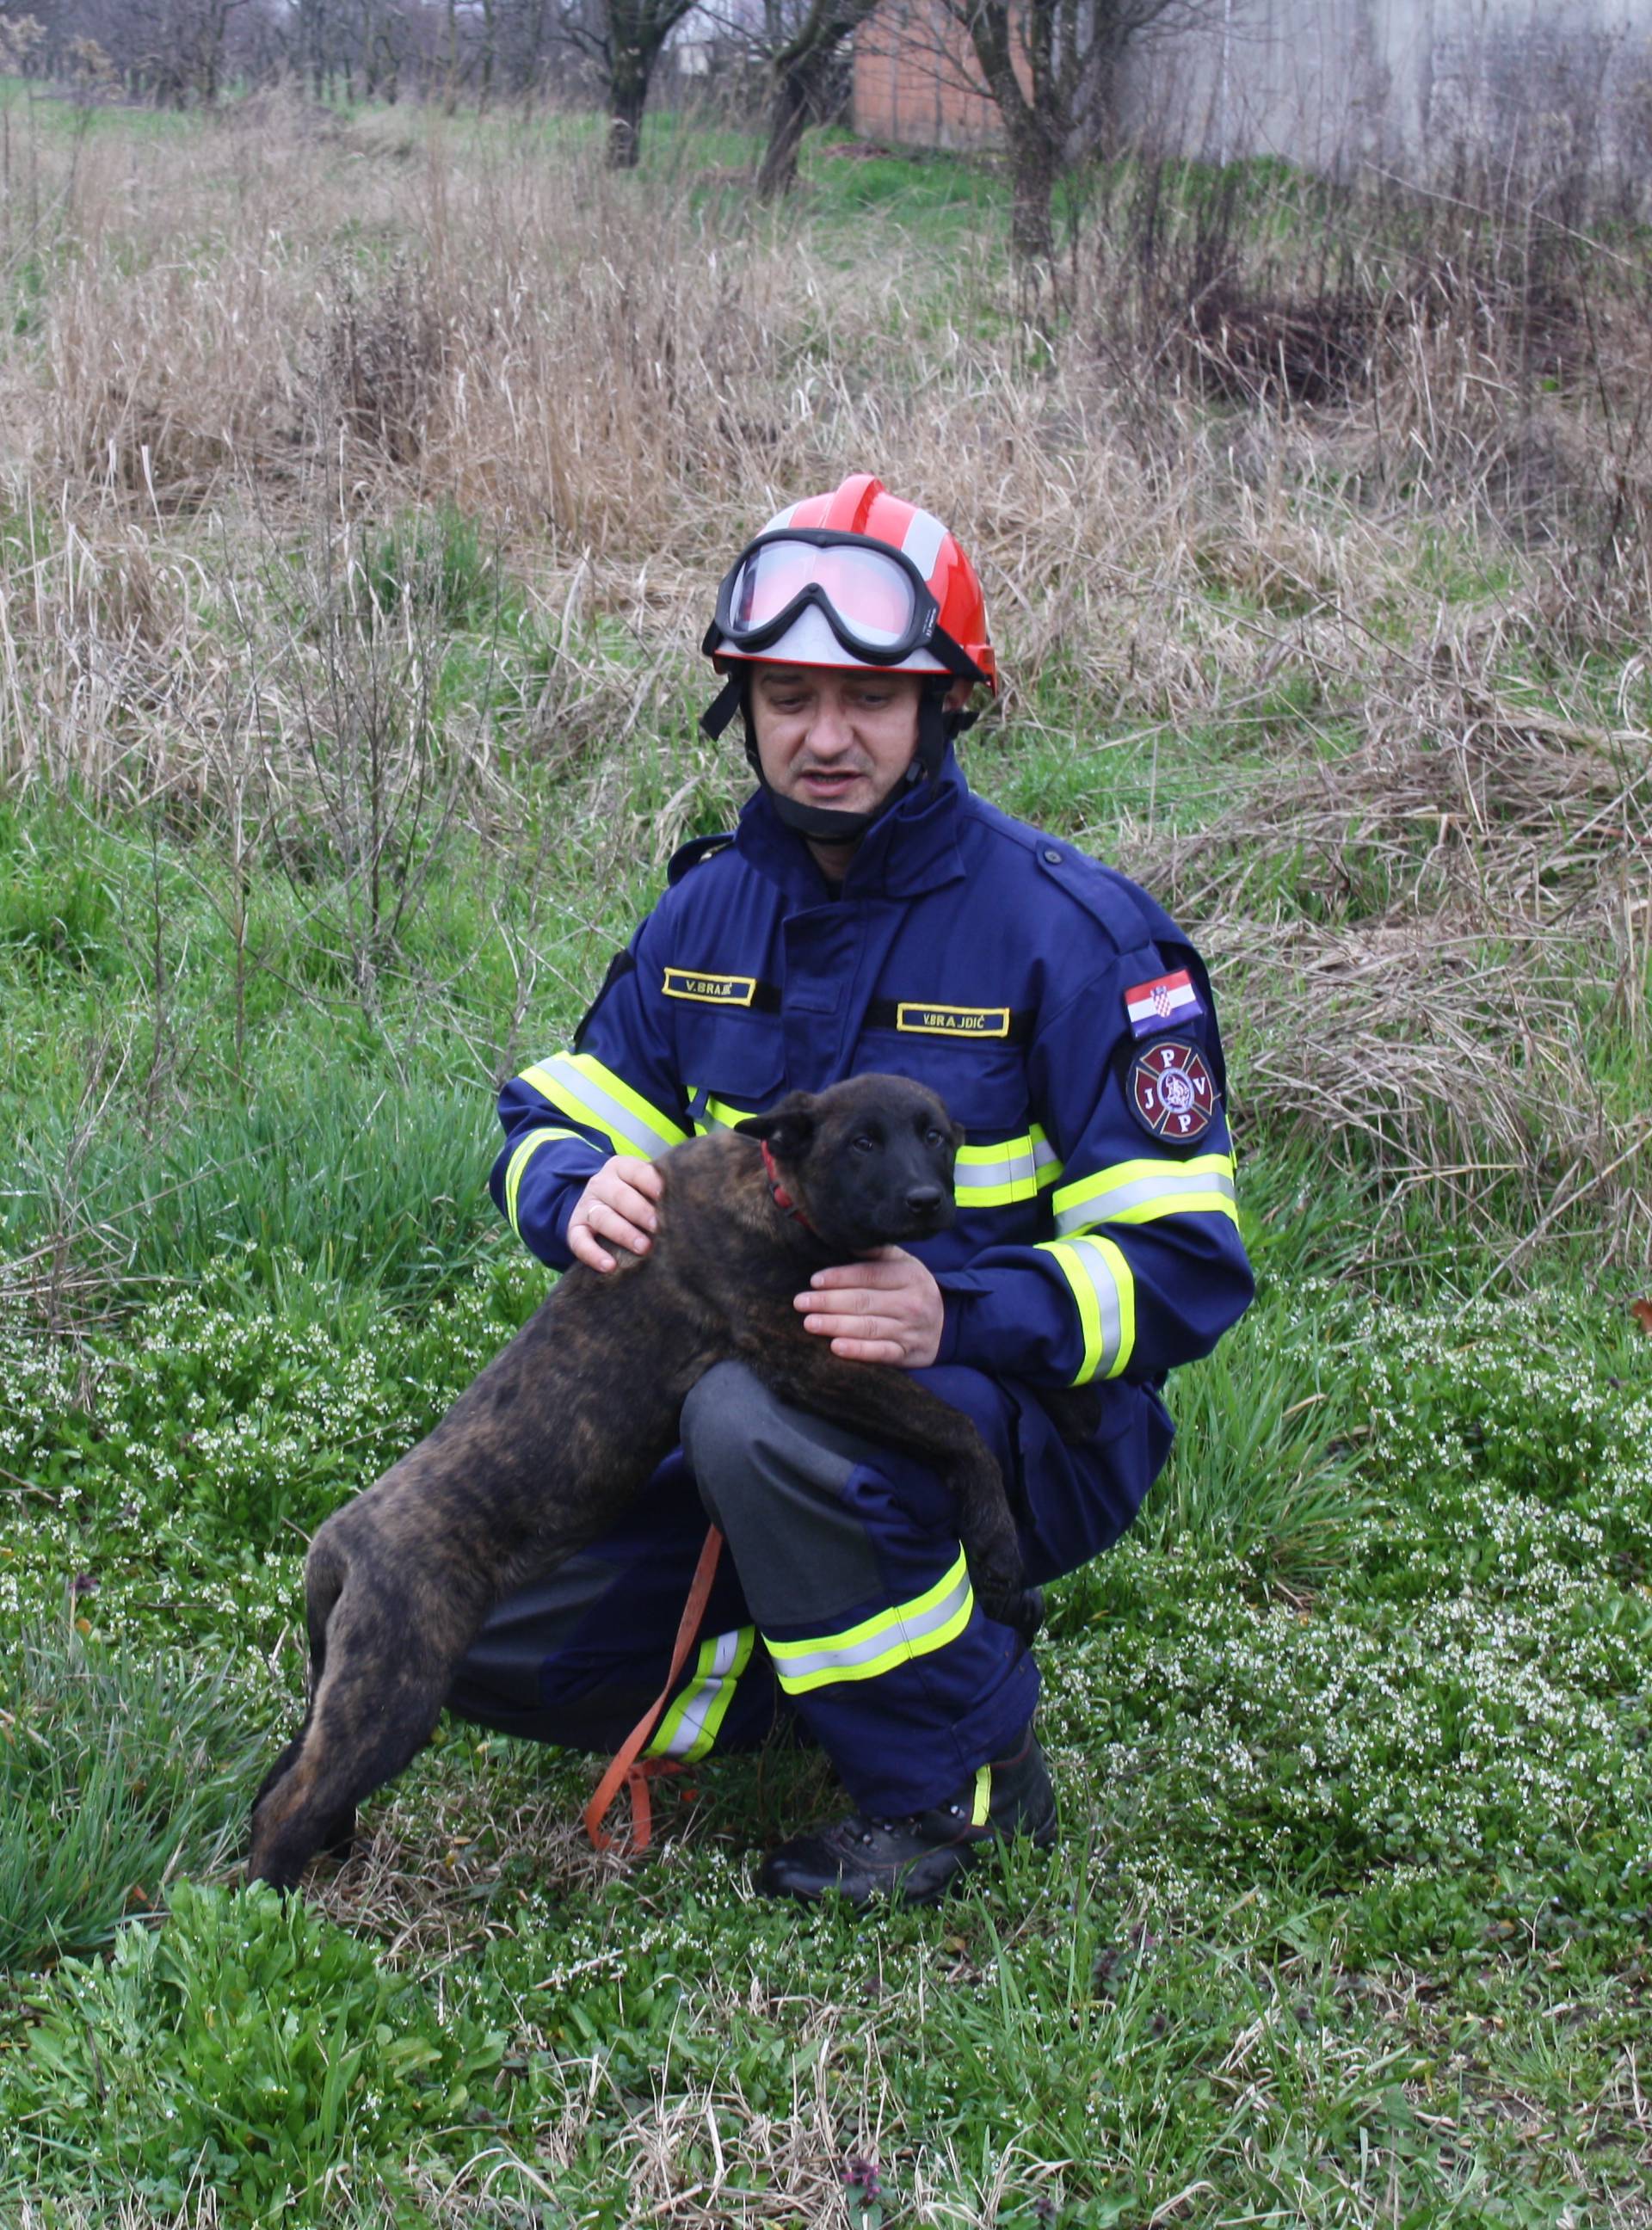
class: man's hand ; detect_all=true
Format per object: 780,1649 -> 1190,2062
568,1155 -> 663,1272
795,1246 -> 944,1368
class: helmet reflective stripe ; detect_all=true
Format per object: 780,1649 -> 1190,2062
901,508 -> 947,579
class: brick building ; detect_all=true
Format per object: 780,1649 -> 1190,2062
852,0 -> 1652,177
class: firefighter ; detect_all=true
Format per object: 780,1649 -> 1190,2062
450,474 -> 1254,1903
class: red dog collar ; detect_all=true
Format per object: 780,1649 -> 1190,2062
760,1140 -> 816,1235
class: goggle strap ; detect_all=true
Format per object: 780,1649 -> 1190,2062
927,627 -> 989,687
700,673 -> 746,740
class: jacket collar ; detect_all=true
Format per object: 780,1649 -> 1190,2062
733,755 -> 970,902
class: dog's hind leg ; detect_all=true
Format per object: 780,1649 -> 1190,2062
247,1570 -> 459,1891
249,1536 -> 360,1874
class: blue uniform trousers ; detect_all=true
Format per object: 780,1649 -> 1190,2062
445,1364 -> 1173,1818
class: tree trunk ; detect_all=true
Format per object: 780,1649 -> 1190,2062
607,62 -> 648,166
1007,121 -> 1057,267
953,0 -> 1060,269
478,0 -> 496,108
755,65 -> 812,200
755,0 -> 878,200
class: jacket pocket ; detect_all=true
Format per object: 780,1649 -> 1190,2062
678,1016 -> 786,1133
853,1029 -> 1030,1138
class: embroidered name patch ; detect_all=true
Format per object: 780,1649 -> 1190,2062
1124,967 -> 1206,1039
662,968 -> 756,1007
895,1003 -> 1012,1039
1128,1038 -> 1217,1143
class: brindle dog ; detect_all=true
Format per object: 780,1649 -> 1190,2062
248,1072 -> 1050,1891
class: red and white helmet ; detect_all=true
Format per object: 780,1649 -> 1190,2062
702,473 -> 996,693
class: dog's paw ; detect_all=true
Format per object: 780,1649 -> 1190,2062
980,1580 -> 1043,1642
1010,1586 -> 1045,1644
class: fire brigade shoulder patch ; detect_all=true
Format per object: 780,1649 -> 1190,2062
1123,966 -> 1206,1038
1127,1037 -> 1217,1143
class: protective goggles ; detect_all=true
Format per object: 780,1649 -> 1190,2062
703,528 -> 983,681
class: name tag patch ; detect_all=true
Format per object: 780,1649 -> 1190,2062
896,1003 -> 1012,1039
662,968 -> 756,1007
1128,1038 -> 1217,1142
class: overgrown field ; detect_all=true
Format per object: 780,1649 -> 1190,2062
2,81 -> 1650,2228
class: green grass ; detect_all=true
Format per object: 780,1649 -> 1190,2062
0,1631 -> 272,1973
3,1230 -> 1648,2221
1,100 -> 1649,2230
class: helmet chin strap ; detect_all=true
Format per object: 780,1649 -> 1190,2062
700,675 -> 977,847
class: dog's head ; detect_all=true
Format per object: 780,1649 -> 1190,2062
736,1074 -> 964,1254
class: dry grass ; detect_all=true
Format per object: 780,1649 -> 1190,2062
3,89 -> 1646,1271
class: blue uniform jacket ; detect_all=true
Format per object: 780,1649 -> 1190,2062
491,757 -> 1253,1549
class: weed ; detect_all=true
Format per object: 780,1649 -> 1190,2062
3,1882 -> 504,2217
0,1630 -> 270,1973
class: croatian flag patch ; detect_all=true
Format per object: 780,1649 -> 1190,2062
1124,967 -> 1205,1039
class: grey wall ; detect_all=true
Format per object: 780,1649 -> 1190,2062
1122,2 -> 1652,180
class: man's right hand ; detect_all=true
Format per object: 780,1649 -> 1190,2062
567,1155 -> 664,1272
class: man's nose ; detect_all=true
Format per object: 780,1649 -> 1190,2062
805,697 -> 853,753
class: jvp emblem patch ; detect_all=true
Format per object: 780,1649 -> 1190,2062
1128,1037 -> 1217,1143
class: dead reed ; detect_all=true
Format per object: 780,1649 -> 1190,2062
2,91 -> 1646,1266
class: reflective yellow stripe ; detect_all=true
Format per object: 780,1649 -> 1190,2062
518,1052 -> 687,1160
1052,1153 -> 1237,1238
645,1626 -> 755,1762
1039,1235 -> 1136,1383
952,1126 -> 1063,1208
685,1087 -> 765,1137
502,1127 -> 582,1236
767,1551 -> 973,1697
971,1765 -> 992,1827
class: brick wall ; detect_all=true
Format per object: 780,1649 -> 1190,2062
853,0 -> 1003,150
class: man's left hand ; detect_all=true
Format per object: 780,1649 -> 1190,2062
795,1246 -> 943,1368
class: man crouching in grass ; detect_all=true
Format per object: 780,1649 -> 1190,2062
447,474 -> 1254,1904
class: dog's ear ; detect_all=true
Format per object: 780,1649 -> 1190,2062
735,1093 -> 817,1164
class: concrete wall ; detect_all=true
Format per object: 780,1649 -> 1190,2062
854,1 -> 1652,177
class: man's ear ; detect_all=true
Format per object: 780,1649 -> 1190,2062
735,1093 -> 817,1164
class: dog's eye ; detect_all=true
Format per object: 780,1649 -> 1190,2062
924,1125 -> 946,1148
851,1134 -> 877,1155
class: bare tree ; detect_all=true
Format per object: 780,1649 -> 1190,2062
753,0 -> 878,199
49,0 -> 250,101
552,0 -> 698,165
931,0 -> 1230,265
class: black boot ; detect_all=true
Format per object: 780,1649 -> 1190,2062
758,1728 -> 1057,1906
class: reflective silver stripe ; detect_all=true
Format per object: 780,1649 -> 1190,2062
954,1147 -> 1039,1197
521,1054 -> 684,1161
953,1129 -> 1062,1206
1039,1235 -> 1136,1382
768,1554 -> 972,1694
647,1627 -> 754,1762
1053,1161 -> 1237,1238
901,508 -> 946,579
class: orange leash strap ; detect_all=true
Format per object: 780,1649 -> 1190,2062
583,1524 -> 724,1855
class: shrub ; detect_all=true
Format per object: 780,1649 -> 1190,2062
3,1882 -> 506,2222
